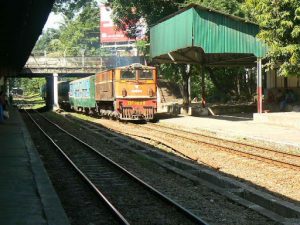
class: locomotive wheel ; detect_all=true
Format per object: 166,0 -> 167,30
84,108 -> 90,115
149,117 -> 159,123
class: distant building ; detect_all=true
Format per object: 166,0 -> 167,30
99,4 -> 146,58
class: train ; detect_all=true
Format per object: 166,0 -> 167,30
11,87 -> 23,96
58,63 -> 158,121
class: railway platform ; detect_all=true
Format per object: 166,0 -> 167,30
159,112 -> 300,151
0,107 -> 69,225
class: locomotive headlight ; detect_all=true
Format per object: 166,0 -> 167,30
148,88 -> 154,97
122,88 -> 127,97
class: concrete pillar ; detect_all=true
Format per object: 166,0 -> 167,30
53,73 -> 58,109
257,58 -> 263,113
45,75 -> 53,110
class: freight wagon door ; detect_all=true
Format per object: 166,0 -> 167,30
95,71 -> 114,101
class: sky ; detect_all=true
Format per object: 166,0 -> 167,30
43,12 -> 64,30
44,0 -> 103,30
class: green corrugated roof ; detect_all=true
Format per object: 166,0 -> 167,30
150,5 -> 268,66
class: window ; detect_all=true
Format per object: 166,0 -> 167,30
121,70 -> 136,80
139,70 -> 153,80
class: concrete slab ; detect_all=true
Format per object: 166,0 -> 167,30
0,108 -> 69,225
159,113 -> 300,150
254,112 -> 300,129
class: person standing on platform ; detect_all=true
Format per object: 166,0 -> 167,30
0,91 -> 5,123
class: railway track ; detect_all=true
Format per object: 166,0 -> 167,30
57,112 -> 300,225
25,110 -> 208,225
60,112 -> 300,171
140,123 -> 300,171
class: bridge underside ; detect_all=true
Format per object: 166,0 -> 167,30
0,1 -> 54,77
19,69 -> 97,78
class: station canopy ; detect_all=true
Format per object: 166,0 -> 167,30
0,1 -> 54,77
150,4 -> 268,66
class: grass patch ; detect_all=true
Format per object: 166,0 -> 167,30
14,94 -> 45,109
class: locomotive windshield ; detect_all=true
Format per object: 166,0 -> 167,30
121,70 -> 135,80
139,70 -> 153,80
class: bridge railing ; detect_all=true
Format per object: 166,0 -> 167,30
23,55 -> 145,75
25,56 -> 145,69
25,56 -> 103,68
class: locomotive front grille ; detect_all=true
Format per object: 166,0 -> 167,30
120,106 -> 155,120
122,107 -> 133,119
144,106 -> 155,120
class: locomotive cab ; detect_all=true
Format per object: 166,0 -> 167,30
115,64 -> 157,121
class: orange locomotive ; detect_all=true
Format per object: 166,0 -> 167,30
95,63 -> 157,121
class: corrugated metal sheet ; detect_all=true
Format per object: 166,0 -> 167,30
193,8 -> 266,57
150,9 -> 193,59
150,6 -> 267,64
69,75 -> 96,108
95,70 -> 114,101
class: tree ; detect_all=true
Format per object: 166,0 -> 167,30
53,0 -> 94,20
34,28 -> 61,54
34,1 -> 100,56
106,0 -> 185,38
185,0 -> 245,17
243,0 -> 300,76
18,78 -> 46,95
58,1 -> 100,56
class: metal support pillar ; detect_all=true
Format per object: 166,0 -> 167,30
188,76 -> 191,103
256,58 -> 263,113
187,64 -> 191,104
53,73 -> 58,109
201,66 -> 206,108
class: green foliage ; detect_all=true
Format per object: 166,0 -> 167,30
243,0 -> 300,76
136,40 -> 149,57
106,0 -> 185,38
53,0 -> 94,20
11,78 -> 46,95
34,29 -> 61,53
206,67 -> 256,102
34,1 -> 100,57
184,0 -> 245,17
160,64 -> 255,103
59,2 -> 100,56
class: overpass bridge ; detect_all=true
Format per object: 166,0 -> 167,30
20,55 -> 144,77
19,55 -> 145,110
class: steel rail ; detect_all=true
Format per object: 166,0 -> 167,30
34,110 -> 209,225
60,113 -> 300,170
64,113 -> 203,163
25,110 -> 130,225
149,123 -> 300,159
141,124 -> 300,170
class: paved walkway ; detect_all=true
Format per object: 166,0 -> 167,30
159,113 -> 300,151
0,108 -> 69,225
